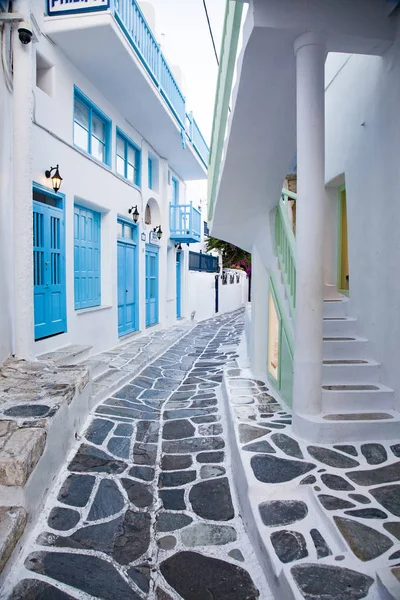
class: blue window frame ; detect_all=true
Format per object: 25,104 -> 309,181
74,205 -> 101,310
172,176 -> 179,203
148,157 -> 153,189
73,87 -> 111,166
116,128 -> 141,186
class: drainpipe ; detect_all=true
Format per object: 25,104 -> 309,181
12,0 -> 34,358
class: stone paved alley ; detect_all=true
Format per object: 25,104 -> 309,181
4,310 -> 271,600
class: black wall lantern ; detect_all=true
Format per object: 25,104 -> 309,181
45,164 -> 63,193
153,225 -> 162,240
129,205 -> 140,223
175,242 -> 182,251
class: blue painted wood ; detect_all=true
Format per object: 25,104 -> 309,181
169,202 -> 201,243
145,245 -> 159,326
176,252 -> 181,319
117,219 -> 138,336
74,87 -> 112,166
33,199 -> 66,340
74,206 -> 101,310
116,127 -> 141,186
148,157 -> 153,189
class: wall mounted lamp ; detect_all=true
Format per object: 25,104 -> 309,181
128,205 -> 140,223
45,164 -> 63,193
153,225 -> 163,240
175,243 -> 182,251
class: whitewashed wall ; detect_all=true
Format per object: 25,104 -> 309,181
187,269 -> 248,323
325,47 -> 400,411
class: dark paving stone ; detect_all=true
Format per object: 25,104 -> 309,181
197,451 -> 225,463
158,535 -> 177,550
10,579 -> 76,599
164,408 -> 217,420
114,423 -> 133,437
136,421 -> 159,444
121,478 -> 153,508
259,500 -> 308,527
181,523 -> 237,546
260,422 -> 285,429
198,423 -> 223,436
270,530 -> 308,563
348,462 -> 400,486
189,478 -> 234,521
251,455 -> 316,484
57,474 -> 95,507
192,415 -> 219,424
156,513 -> 193,532
390,444 -> 400,458
300,475 -> 317,485
389,550 -> 400,560
97,406 -> 157,420
271,433 -> 303,459
155,378 -> 181,391
243,441 -> 276,454
159,489 -> 186,510
84,418 -> 114,444
162,419 -> 195,440
127,565 -> 150,594
114,384 -> 143,400
140,389 -> 170,400
191,398 -> 218,408
132,443 -> 157,465
48,507 -> 80,531
318,495 -> 356,510
4,404 -> 51,418
130,376 -> 154,388
200,465 -> 226,479
347,494 -> 370,505
162,454 -> 193,470
107,436 -> 130,459
239,424 -> 270,443
370,484 -> 400,516
156,588 -> 174,600
26,551 -> 142,599
361,443 -> 387,465
333,445 -> 358,457
128,465 -> 155,481
229,549 -> 245,562
87,479 -> 125,521
384,522 -> 400,541
344,508 -> 388,519
68,445 -> 127,474
163,436 -> 224,454
291,564 -> 374,600
308,446 -> 359,468
321,473 -> 355,491
334,516 -> 393,560
160,551 -> 259,600
159,470 -> 196,487
310,529 -> 332,558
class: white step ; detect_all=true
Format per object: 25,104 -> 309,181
323,336 -> 370,360
322,383 -> 394,411
323,317 -> 357,337
322,359 -> 381,385
80,357 -> 110,379
323,299 -> 348,319
38,344 -> 92,366
295,410 -> 400,443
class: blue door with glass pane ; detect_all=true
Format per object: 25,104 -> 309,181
33,199 -> 66,340
176,252 -> 181,318
117,234 -> 138,337
145,246 -> 159,326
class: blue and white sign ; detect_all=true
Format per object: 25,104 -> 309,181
148,231 -> 160,246
47,0 -> 110,17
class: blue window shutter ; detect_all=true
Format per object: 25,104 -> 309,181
148,158 -> 153,189
74,205 -> 101,309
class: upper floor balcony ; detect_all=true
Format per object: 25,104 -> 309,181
45,0 -> 209,180
169,202 -> 201,244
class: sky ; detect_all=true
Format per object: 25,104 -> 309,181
142,0 -> 226,146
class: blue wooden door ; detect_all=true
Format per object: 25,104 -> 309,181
33,200 -> 66,340
145,247 -> 159,326
176,252 -> 181,318
117,240 -> 137,336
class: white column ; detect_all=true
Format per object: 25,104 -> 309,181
13,0 -> 34,358
292,33 -> 326,420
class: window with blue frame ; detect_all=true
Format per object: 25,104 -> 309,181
116,129 -> 141,186
74,205 -> 101,310
172,176 -> 179,203
148,157 -> 153,189
73,88 -> 111,165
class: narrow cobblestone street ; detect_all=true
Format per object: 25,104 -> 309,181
6,310 -> 271,600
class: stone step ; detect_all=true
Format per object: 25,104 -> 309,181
38,344 -> 92,366
322,359 -> 380,385
92,368 -> 133,404
0,506 -> 26,573
377,566 -> 400,600
321,383 -> 394,411
323,299 -> 348,319
79,356 -> 110,379
322,317 -> 357,337
323,337 -> 370,360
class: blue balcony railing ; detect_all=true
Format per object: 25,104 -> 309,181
170,203 -> 201,244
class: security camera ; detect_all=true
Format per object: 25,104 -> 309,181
18,21 -> 33,45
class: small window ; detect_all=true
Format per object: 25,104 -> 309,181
74,205 -> 101,310
73,87 -> 111,166
118,219 -> 136,241
36,52 -> 54,96
116,129 -> 140,186
172,177 -> 179,203
148,158 -> 153,190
